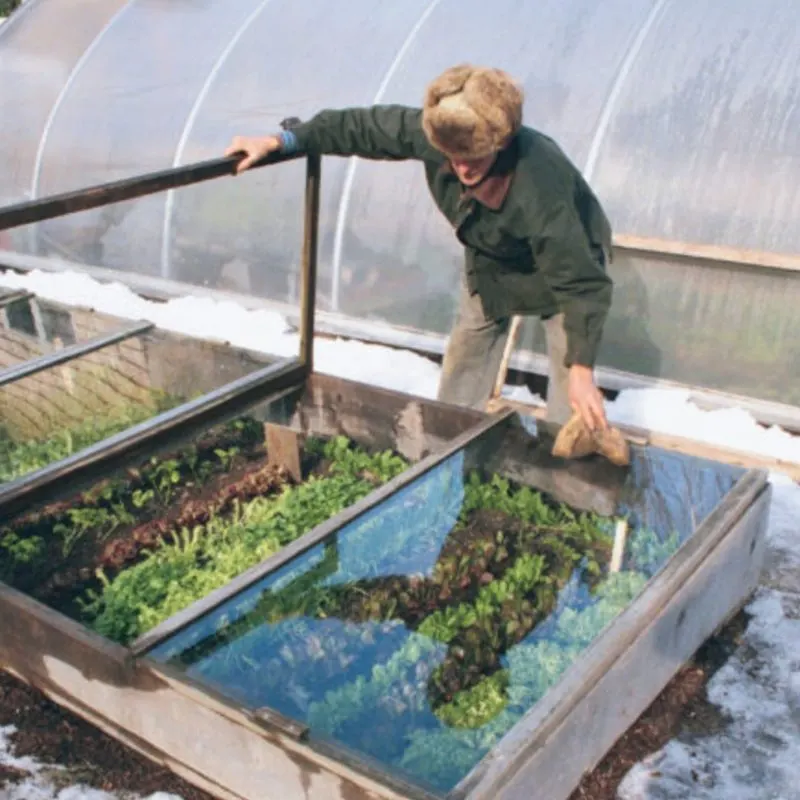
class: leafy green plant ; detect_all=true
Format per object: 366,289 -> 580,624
80,438 -> 409,644
0,392 -> 180,484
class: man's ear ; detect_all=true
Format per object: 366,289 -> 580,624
280,117 -> 302,130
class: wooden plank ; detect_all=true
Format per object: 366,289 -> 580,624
0,583 -> 406,800
488,396 -> 800,481
454,472 -> 771,800
614,232 -> 800,274
264,423 -> 303,482
290,375 -> 628,515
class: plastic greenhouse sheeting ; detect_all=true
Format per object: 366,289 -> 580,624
0,0 -> 798,407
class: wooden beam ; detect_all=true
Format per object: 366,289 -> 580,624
487,397 -> 800,481
614,233 -> 800,275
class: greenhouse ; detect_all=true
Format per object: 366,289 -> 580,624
0,2 -> 795,799
0,0 -> 798,413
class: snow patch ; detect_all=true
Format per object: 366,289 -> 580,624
0,725 -> 182,800
618,587 -> 800,800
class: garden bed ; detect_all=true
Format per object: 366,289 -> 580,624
0,409 -> 411,646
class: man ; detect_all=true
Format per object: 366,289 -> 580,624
226,64 -> 613,433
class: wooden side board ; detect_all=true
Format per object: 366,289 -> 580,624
487,397 -> 800,482
282,374 -> 629,516
454,472 -> 771,800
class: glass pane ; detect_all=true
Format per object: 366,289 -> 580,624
147,425 -> 743,794
0,327 -> 281,484
0,0 -> 129,204
0,295 -> 131,366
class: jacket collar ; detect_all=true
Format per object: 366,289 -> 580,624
440,138 -> 519,211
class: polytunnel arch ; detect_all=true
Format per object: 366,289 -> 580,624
0,0 -> 798,409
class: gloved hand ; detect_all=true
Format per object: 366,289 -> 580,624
551,411 -> 630,466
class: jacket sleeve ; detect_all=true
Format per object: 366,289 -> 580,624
528,199 -> 613,368
290,105 -> 434,161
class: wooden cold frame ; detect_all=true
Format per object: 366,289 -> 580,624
0,372 -> 771,800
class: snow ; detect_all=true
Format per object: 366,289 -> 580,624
0,266 -> 798,800
1,725 -> 181,800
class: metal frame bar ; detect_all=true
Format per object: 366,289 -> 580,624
0,151 -> 303,232
299,154 -> 321,369
0,319 -> 153,388
0,289 -> 33,309
0,356 -> 306,520
132,406 -> 516,655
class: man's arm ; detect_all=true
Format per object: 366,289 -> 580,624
226,105 -> 435,173
288,105 -> 433,160
530,200 -> 612,368
529,198 -> 613,430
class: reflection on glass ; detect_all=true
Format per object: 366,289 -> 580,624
148,438 -> 742,793
0,295 -> 124,362
0,329 -> 276,485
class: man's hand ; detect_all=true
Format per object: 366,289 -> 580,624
568,364 -> 608,432
224,135 -> 282,174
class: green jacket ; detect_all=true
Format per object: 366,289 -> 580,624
291,105 -> 613,367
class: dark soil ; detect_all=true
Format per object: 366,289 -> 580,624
0,670 -> 214,798
0,611 -> 748,798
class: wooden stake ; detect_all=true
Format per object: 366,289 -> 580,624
610,519 -> 629,574
489,314 -> 523,405
264,423 -> 303,482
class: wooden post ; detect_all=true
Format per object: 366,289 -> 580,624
264,423 -> 303,483
489,315 -> 523,406
610,519 -> 629,574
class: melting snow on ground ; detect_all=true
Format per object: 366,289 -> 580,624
0,725 -> 180,800
0,267 -> 798,800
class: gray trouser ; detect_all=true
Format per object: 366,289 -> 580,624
437,278 -> 572,424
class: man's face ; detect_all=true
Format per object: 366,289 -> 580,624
449,153 -> 497,186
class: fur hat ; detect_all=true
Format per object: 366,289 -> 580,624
422,64 -> 524,160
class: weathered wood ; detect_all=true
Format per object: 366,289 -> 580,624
0,584 -> 407,800
614,232 -> 800,275
283,374 -> 627,515
490,316 -> 523,401
0,368 -> 772,800
264,423 -> 303,482
488,396 -> 800,481
455,471 -> 771,800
